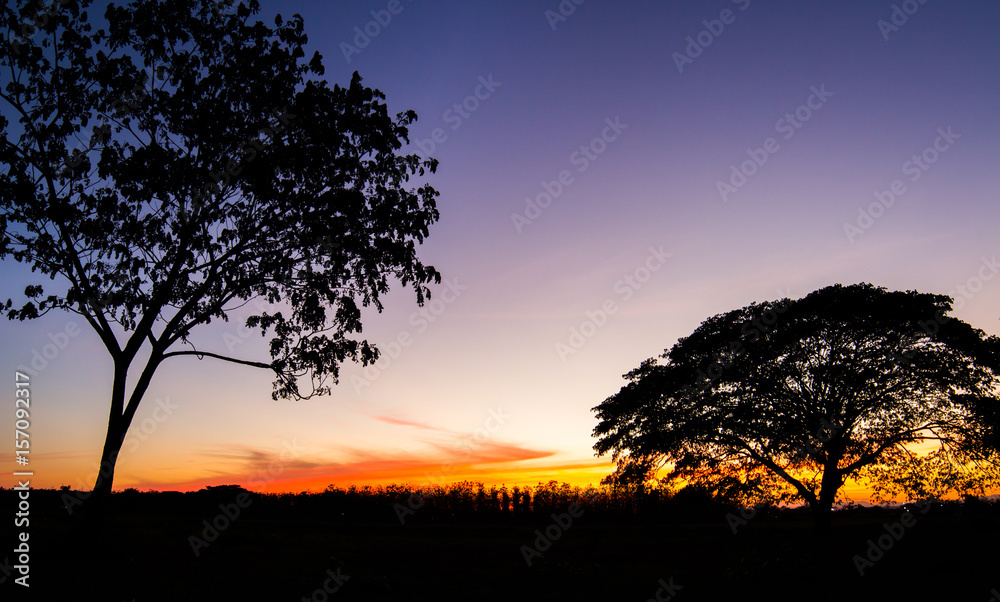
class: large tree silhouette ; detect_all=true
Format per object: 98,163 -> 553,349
592,283 -> 1000,530
1,0 -> 441,512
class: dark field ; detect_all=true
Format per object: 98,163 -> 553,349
5,487 -> 999,601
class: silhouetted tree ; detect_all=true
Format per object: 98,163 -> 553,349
592,283 -> 1000,531
488,485 -> 499,513
1,0 -> 440,515
476,483 -> 486,512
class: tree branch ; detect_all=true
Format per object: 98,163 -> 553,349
161,349 -> 273,370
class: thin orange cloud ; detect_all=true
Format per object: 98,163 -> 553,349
119,439 -> 560,493
372,415 -> 451,431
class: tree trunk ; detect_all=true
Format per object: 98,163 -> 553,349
78,363 -> 132,522
811,500 -> 832,534
813,463 -> 842,535
82,351 -> 163,521
86,420 -> 126,518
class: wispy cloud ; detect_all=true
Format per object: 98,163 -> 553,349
119,435 -> 558,493
372,415 -> 452,432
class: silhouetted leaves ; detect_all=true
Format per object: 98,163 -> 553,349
593,283 -> 1000,527
1,0 -> 441,502
2,0 -> 440,398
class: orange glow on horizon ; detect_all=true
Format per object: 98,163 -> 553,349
17,441 -> 995,506
114,458 -> 620,494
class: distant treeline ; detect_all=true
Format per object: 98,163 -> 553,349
9,481 -> 999,524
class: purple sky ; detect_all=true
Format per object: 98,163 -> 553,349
2,0 -> 998,494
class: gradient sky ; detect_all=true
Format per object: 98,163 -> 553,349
2,0 -> 999,502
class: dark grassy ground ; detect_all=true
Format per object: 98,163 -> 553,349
5,490 -> 999,601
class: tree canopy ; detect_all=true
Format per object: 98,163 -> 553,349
592,283 -> 1000,528
1,0 -> 441,505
